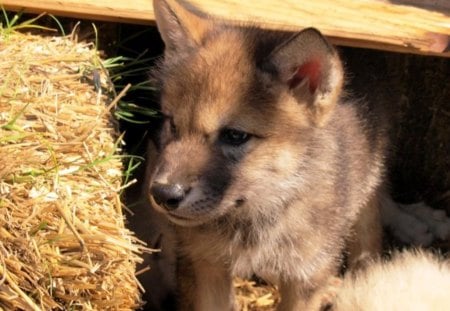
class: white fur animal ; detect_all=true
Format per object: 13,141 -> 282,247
329,250 -> 450,311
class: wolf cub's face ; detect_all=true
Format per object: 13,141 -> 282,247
149,0 -> 343,226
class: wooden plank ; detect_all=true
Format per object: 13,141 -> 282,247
1,0 -> 154,24
2,0 -> 450,57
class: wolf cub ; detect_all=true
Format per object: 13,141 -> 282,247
148,0 -> 387,309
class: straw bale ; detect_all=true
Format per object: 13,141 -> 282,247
234,278 -> 278,311
0,28 -> 144,310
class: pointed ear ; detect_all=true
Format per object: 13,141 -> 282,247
153,0 -> 212,56
266,28 -> 344,126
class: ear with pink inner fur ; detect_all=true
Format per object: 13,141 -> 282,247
267,28 -> 344,126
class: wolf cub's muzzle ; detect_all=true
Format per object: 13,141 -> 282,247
150,182 -> 190,211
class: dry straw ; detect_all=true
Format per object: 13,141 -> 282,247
235,277 -> 278,311
0,25 -> 146,310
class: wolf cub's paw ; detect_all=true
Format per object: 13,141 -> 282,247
308,277 -> 342,311
382,198 -> 450,246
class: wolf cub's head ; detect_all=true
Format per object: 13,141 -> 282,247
149,0 -> 344,226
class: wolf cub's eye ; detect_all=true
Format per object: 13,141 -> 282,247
219,128 -> 251,146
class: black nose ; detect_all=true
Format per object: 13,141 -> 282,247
150,182 -> 187,210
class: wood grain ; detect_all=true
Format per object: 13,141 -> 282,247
3,0 -> 449,57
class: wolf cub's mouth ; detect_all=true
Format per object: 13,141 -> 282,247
162,206 -> 216,227
148,187 -> 209,226
148,185 -> 240,227
166,212 -> 190,220
148,193 -> 197,226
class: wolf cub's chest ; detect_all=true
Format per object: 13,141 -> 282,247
183,216 -> 309,278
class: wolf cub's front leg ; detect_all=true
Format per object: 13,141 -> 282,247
278,267 -> 338,311
346,191 -> 383,269
278,279 -> 312,311
177,254 -> 236,311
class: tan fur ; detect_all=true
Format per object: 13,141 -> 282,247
347,192 -> 383,268
149,0 -> 388,310
329,250 -> 450,311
